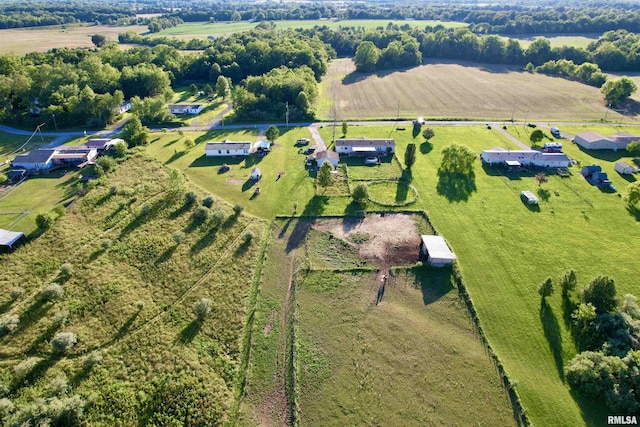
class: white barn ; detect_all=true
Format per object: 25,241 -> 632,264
481,148 -> 570,168
12,150 -> 55,171
420,235 -> 457,267
205,140 -> 251,157
169,104 -> 203,115
335,138 -> 395,155
574,132 -> 640,151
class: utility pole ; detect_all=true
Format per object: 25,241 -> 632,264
604,103 -> 611,122
511,100 -> 517,122
51,113 -> 57,131
285,101 -> 289,128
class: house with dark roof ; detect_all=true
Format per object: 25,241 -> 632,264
335,138 -> 395,155
205,140 -> 252,157
86,138 -> 124,151
11,150 -> 55,171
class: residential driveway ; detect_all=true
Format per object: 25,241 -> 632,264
493,124 -> 532,150
307,124 -> 327,152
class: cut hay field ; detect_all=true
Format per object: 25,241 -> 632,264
0,24 -> 148,55
238,218 -> 515,426
318,58 -> 622,122
0,153 -> 265,425
336,124 -> 640,426
159,19 -> 466,39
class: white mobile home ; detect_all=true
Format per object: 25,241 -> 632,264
481,148 -> 570,168
168,104 -> 204,115
205,140 -> 252,157
335,138 -> 395,155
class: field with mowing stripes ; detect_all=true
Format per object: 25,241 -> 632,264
318,58 -> 624,122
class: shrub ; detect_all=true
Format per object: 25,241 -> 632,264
352,183 -> 369,205
109,185 -> 118,195
0,398 -> 14,418
244,232 -> 254,244
140,204 -> 151,216
13,358 -> 39,380
193,207 -> 210,223
184,191 -> 198,206
53,204 -> 66,218
36,212 -> 55,231
202,195 -> 215,208
173,231 -> 186,245
110,141 -> 128,158
52,308 -> 69,327
0,315 -> 20,336
83,351 -> 103,369
192,298 -> 212,320
9,287 -> 24,300
97,156 -> 116,172
135,300 -> 145,310
51,332 -> 78,353
233,203 -> 244,215
59,263 -> 74,279
100,239 -> 112,250
47,375 -> 68,397
39,284 -> 64,302
184,138 -> 195,149
211,209 -> 225,227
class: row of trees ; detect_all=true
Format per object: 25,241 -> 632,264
118,31 -> 213,51
0,1 -> 134,29
354,36 -> 421,72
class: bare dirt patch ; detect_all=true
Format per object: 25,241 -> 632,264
312,213 -> 421,269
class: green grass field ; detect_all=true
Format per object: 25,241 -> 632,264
508,34 -> 600,50
318,58 -> 625,122
238,219 -> 514,426
159,19 -> 467,39
0,153 -> 265,425
0,131 -> 54,158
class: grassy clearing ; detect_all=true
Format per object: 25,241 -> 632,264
159,19 -> 467,39
342,154 -> 403,180
0,24 -> 148,55
0,153 -> 265,425
0,171 -> 80,235
240,217 -> 514,425
507,34 -> 600,50
0,131 -> 54,158
318,58 -> 623,122
367,180 -> 418,206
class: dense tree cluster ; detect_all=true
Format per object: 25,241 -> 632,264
559,270 -> 640,414
533,60 -> 606,87
118,31 -> 213,50
0,1 -> 134,29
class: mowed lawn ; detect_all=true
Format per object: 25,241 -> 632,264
159,19 -> 467,39
145,127 -> 358,218
364,124 -> 638,426
0,131 -> 54,158
0,24 -> 148,55
318,58 -> 620,122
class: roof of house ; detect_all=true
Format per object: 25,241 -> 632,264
205,141 -> 252,151
336,138 -> 395,147
316,150 -> 339,162
420,235 -> 456,261
575,132 -> 610,143
86,138 -> 123,148
13,149 -> 55,164
169,104 -> 202,109
482,149 -> 570,163
0,229 -> 25,248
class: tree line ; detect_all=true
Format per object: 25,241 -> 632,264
0,24 -> 334,127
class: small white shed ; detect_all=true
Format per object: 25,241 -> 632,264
615,161 -> 634,175
419,235 -> 457,267
251,168 -> 262,180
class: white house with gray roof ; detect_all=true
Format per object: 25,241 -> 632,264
205,140 -> 252,157
481,148 -> 570,168
335,138 -> 395,155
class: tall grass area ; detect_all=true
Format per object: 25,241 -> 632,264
0,153 -> 265,425
239,218 -> 515,426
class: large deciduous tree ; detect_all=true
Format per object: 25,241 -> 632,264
625,181 -> 640,207
352,183 -> 369,205
438,144 -> 476,177
580,275 -> 618,314
601,76 -> 637,107
317,161 -> 333,189
354,41 -> 380,73
265,125 -> 279,143
120,116 -> 149,147
91,34 -> 108,48
215,75 -> 230,100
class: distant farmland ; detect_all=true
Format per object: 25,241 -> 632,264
318,58 -> 623,122
158,19 -> 467,39
0,24 -> 148,55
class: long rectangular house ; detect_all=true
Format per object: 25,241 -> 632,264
335,138 -> 395,155
205,140 -> 252,157
481,148 -> 570,168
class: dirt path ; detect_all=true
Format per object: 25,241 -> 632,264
307,124 -> 327,152
494,124 -> 532,150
